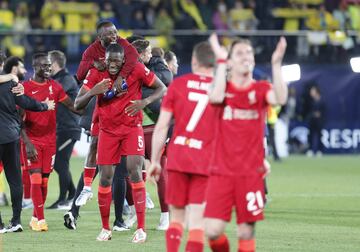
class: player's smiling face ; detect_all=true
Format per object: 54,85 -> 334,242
106,52 -> 124,75
99,25 -> 118,48
229,43 -> 255,75
34,56 -> 52,79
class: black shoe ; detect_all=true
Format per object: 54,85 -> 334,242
64,211 -> 77,230
112,219 -> 130,232
5,219 -> 23,233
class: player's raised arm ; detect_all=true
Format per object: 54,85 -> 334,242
125,76 -> 167,117
148,109 -> 172,181
61,96 -> 84,115
74,78 -> 111,110
208,33 -> 228,104
266,37 -> 288,105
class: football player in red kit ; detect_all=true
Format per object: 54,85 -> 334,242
21,53 -> 81,232
204,34 -> 287,252
148,41 -> 221,252
75,43 -> 166,242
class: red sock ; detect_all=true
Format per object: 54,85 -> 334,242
209,234 -> 230,252
166,222 -> 183,252
125,177 -> 134,205
41,177 -> 49,203
185,229 -> 204,252
84,167 -> 96,187
131,181 -> 146,230
157,156 -> 168,212
22,169 -> 31,199
238,239 -> 255,252
30,173 -> 44,220
98,185 -> 112,230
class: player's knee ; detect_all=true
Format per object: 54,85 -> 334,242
128,171 -> 141,183
237,223 -> 255,240
204,222 -> 224,240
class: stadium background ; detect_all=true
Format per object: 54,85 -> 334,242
1,0 -> 360,251
1,0 -> 360,154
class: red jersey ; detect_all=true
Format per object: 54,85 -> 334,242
211,81 -> 271,176
83,62 -> 155,133
23,79 -> 68,145
161,73 -> 221,176
77,38 -> 138,81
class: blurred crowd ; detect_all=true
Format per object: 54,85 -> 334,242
1,0 -> 360,63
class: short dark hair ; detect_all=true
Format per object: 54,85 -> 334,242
126,35 -> 145,44
106,43 -> 124,54
32,53 -> 48,65
192,41 -> 215,68
0,50 -> 6,66
164,51 -> 176,63
132,40 -> 150,54
3,56 -> 23,74
49,50 -> 66,68
96,20 -> 114,34
152,47 -> 164,58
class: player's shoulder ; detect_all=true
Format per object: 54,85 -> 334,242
83,40 -> 100,56
132,62 -> 152,77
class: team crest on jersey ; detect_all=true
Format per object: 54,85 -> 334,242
49,85 -> 53,95
248,90 -> 256,104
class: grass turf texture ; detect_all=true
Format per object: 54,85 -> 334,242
1,155 -> 360,251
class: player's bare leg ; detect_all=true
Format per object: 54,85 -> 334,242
185,203 -> 206,251
75,136 -> 98,207
237,222 -> 256,252
205,218 -> 229,252
29,169 -> 48,232
96,164 -> 115,241
126,155 -> 147,243
166,205 -> 185,252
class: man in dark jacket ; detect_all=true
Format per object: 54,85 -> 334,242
0,56 -> 54,233
47,50 -> 82,209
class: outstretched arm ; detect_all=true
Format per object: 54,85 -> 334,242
125,77 -> 167,116
267,37 -> 288,105
148,109 -> 172,181
208,33 -> 228,104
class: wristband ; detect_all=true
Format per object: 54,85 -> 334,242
216,59 -> 227,64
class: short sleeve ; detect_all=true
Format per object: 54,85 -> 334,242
161,81 -> 176,112
54,81 -> 68,102
83,68 -> 100,90
137,63 -> 156,87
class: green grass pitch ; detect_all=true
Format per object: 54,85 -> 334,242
1,155 -> 360,251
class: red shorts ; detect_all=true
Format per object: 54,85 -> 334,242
97,125 -> 145,165
166,170 -> 208,207
204,175 -> 265,224
26,143 -> 56,174
144,124 -> 167,159
143,125 -> 155,159
91,121 -> 100,137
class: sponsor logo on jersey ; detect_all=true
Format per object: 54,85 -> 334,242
174,136 -> 203,149
248,90 -> 256,104
223,106 -> 259,120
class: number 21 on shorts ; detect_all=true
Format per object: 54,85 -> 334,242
246,191 -> 264,216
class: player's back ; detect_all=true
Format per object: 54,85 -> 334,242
162,73 -> 221,175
